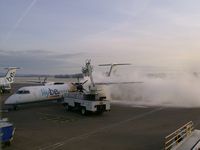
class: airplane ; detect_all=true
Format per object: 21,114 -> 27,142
0,67 -> 20,94
4,83 -> 71,110
99,63 -> 131,77
4,60 -> 142,109
4,79 -> 91,110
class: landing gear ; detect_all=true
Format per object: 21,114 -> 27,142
13,105 -> 18,110
0,87 -> 3,95
80,107 -> 87,115
63,103 -> 71,111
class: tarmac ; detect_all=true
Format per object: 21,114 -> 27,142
1,83 -> 200,150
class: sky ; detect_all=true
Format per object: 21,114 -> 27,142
0,0 -> 200,74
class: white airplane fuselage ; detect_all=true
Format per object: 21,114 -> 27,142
5,84 -> 70,105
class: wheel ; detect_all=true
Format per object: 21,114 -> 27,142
80,107 -> 87,115
64,103 -> 71,111
97,111 -> 104,115
13,105 -> 18,110
57,96 -> 64,103
2,141 -> 11,147
5,141 -> 11,146
0,89 -> 3,95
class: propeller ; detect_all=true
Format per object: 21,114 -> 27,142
72,79 -> 88,92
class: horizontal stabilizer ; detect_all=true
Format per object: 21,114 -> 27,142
4,67 -> 20,70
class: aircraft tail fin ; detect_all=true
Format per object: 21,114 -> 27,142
5,67 -> 20,83
99,63 -> 131,77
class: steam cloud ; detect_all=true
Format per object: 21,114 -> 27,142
89,68 -> 200,108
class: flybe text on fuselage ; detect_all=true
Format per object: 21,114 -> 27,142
38,84 -> 68,100
41,88 -> 61,99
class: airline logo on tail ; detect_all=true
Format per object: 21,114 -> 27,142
4,67 -> 19,83
6,71 -> 16,83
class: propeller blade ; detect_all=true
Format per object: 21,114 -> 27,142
81,80 -> 88,85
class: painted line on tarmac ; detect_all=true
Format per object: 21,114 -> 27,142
37,107 -> 164,150
38,112 -> 77,123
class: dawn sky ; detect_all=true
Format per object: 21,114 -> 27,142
0,0 -> 200,74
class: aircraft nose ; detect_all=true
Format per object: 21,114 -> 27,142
4,95 -> 16,105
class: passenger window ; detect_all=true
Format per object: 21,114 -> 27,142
16,90 -> 23,94
23,90 -> 30,94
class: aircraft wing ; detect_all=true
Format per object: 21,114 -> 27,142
99,63 -> 132,66
95,81 -> 143,85
26,77 -> 48,84
26,80 -> 43,84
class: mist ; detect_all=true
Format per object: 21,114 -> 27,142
88,67 -> 200,108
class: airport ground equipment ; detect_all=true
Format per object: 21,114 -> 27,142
63,60 -> 110,115
63,92 -> 110,115
0,118 -> 15,147
164,121 -> 200,150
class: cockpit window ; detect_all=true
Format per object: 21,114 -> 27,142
23,90 -> 30,94
16,90 -> 30,94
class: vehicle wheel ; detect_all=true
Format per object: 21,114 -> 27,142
64,104 -> 71,111
3,141 -> 11,147
6,141 -> 11,146
81,107 -> 87,115
0,89 -> 3,95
